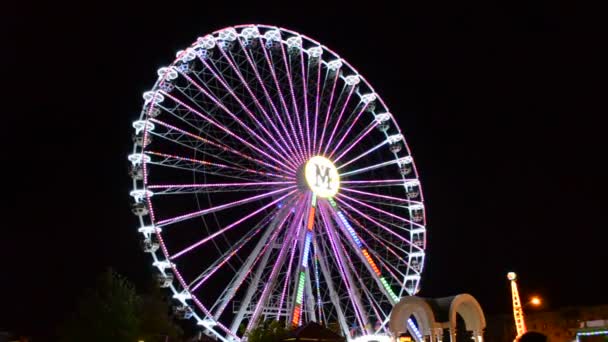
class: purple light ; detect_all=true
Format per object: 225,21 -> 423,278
332,123 -> 378,164
235,38 -> 303,163
328,105 -> 373,160
258,39 -> 307,162
341,187 -> 420,204
149,118 -> 288,175
148,181 -> 294,190
197,52 -> 298,169
337,193 -> 423,228
317,72 -> 340,155
323,87 -> 355,156
169,190 -> 297,259
175,71 -> 295,171
333,196 -> 422,250
160,91 -> 294,172
318,203 -> 366,331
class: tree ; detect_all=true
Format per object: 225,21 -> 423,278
59,268 -> 141,342
59,268 -> 182,342
139,284 -> 183,341
246,320 -> 291,342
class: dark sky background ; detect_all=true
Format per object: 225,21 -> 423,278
3,2 -> 605,340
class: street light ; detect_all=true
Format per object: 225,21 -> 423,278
530,296 -> 541,306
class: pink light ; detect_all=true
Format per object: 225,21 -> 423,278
337,193 -> 423,228
149,118 -> 289,175
340,187 -> 419,204
312,58 -> 322,156
299,49 -> 311,158
333,196 -> 422,250
147,181 -> 294,190
146,151 -> 293,180
279,43 -> 307,160
157,186 -> 295,227
276,230 -> 299,320
176,71 -> 295,171
170,190 -> 297,259
247,200 -> 308,331
323,87 -> 355,156
332,123 -> 378,163
190,220 -> 266,292
328,104 -> 373,160
259,39 -> 307,162
318,203 -> 366,331
160,91 -> 294,172
317,71 -> 340,155
235,38 -> 303,164
341,179 -> 408,184
202,49 -> 299,170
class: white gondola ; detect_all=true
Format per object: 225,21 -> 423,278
131,202 -> 149,216
141,238 -> 159,253
156,272 -> 174,288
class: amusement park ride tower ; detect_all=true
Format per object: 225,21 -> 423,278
508,272 -> 526,340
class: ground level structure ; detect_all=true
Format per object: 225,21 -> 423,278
388,294 -> 486,341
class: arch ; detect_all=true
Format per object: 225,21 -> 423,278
449,294 -> 486,334
389,296 -> 437,338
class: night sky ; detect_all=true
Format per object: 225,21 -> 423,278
3,2 -> 605,339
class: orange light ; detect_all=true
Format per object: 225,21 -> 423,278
307,207 -> 316,230
530,296 -> 541,306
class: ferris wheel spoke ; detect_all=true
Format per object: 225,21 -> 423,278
213,47 -> 301,164
311,235 -> 351,337
259,40 -> 306,161
244,198 -> 309,331
235,39 -> 303,163
336,193 -> 423,228
340,187 -> 423,205
198,53 -> 298,168
317,69 -> 340,155
160,90 -> 295,172
333,196 -> 422,251
174,70 -> 296,170
300,50 -> 312,157
210,199 -> 298,320
322,86 -> 355,156
276,231 -> 300,320
188,206 -> 281,292
335,132 -> 386,169
157,187 -> 295,229
147,181 -> 295,195
339,158 -> 402,178
277,44 -> 306,157
149,119 -> 287,175
333,123 -> 380,165
311,55 -> 322,156
329,102 -> 376,161
318,203 -> 369,334
325,200 -> 402,305
342,208 -> 412,260
146,151 -> 293,181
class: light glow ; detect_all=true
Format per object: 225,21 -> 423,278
305,156 -> 340,198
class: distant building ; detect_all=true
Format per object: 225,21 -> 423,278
485,304 -> 608,342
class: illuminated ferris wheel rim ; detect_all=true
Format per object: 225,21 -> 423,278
129,24 -> 428,342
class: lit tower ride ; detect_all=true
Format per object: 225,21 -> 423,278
508,272 -> 526,339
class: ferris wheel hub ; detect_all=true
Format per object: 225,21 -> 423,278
302,156 -> 340,198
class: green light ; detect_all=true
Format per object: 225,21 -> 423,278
328,198 -> 337,207
311,194 -> 317,207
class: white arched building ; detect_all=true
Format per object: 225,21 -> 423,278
389,294 -> 486,342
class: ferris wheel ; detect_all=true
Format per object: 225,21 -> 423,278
128,24 -> 427,342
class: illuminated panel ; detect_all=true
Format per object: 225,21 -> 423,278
361,249 -> 381,276
329,198 -> 401,303
301,233 -> 312,267
292,195 -> 317,326
407,318 -> 423,341
380,277 -> 400,302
